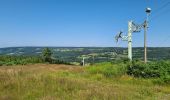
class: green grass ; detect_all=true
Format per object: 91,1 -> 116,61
85,62 -> 127,78
0,63 -> 170,100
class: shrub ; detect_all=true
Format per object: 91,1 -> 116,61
0,61 -> 4,66
127,60 -> 170,83
5,61 -> 16,66
0,55 -> 70,66
0,55 -> 43,66
50,59 -> 71,65
127,61 -> 160,78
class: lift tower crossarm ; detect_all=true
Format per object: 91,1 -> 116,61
115,7 -> 151,62
115,21 -> 143,61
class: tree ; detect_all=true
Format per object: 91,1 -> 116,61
42,48 -> 52,63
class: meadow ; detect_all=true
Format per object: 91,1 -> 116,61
0,62 -> 170,100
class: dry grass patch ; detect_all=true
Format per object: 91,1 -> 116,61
0,64 -> 170,100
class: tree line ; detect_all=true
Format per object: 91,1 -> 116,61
0,48 -> 70,66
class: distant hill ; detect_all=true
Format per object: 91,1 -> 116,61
0,47 -> 170,64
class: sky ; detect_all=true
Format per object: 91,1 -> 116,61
0,0 -> 170,48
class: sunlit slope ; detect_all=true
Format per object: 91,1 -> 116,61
0,64 -> 170,100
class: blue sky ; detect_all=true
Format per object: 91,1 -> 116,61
0,0 -> 170,47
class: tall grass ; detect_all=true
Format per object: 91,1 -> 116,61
0,64 -> 170,100
86,62 -> 127,78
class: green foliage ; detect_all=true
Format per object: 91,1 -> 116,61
111,58 -> 131,65
0,55 -> 70,66
127,60 -> 170,83
50,59 -> 71,65
86,62 -> 127,78
0,61 -> 4,66
0,55 -> 43,66
42,48 -> 53,63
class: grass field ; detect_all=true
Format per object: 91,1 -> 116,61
0,64 -> 170,100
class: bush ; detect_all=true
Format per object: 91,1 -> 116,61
127,60 -> 170,83
111,58 -> 131,64
5,61 -> 16,66
49,59 -> 70,65
127,62 -> 160,78
0,61 -> 4,66
0,55 -> 43,66
0,55 -> 71,66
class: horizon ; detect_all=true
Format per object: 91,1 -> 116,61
1,46 -> 170,49
0,0 -> 170,47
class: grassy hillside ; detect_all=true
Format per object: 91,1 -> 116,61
0,63 -> 170,100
